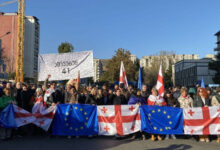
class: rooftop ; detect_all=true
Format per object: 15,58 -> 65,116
215,30 -> 220,36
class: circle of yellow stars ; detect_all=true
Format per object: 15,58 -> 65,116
147,108 -> 172,132
64,106 -> 89,131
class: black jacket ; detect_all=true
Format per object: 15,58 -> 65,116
113,95 -> 127,105
20,90 -> 32,111
85,94 -> 97,105
141,91 -> 150,100
193,96 -> 210,107
47,89 -> 64,107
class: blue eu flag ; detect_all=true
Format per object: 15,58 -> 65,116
140,105 -> 183,134
0,104 -> 17,128
52,104 -> 98,136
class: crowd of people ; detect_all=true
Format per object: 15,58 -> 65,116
0,75 -> 220,143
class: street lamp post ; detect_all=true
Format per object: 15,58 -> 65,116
0,31 -> 10,38
0,31 -> 11,79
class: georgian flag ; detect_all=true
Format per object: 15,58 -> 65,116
32,98 -> 56,131
44,88 -> 55,103
13,105 -> 36,127
156,64 -> 164,97
97,105 -> 141,136
183,106 -> 220,135
119,61 -> 128,89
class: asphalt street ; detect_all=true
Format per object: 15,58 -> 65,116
0,136 -> 219,150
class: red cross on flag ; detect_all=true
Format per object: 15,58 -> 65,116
32,101 -> 56,131
97,105 -> 141,136
119,61 -> 128,89
156,64 -> 164,97
183,106 -> 220,135
13,105 -> 36,127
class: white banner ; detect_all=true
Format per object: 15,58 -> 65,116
38,51 -> 94,81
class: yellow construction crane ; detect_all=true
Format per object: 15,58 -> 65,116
0,0 -> 25,82
16,0 -> 25,82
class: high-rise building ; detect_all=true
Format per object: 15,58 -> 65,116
214,30 -> 220,53
93,59 -> 102,82
0,12 -> 40,79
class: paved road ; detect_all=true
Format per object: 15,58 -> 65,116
0,136 -> 220,150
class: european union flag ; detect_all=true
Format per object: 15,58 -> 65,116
0,104 -> 17,128
140,105 -> 183,134
138,67 -> 142,90
52,104 -> 98,136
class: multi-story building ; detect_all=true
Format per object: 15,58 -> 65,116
174,58 -> 216,87
93,59 -> 102,82
140,54 -> 199,69
130,54 -> 137,63
214,30 -> 220,53
0,12 -> 40,79
140,54 -> 199,84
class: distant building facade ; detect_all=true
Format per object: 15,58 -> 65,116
93,59 -> 103,82
140,54 -> 199,69
130,54 -> 137,63
0,12 -> 40,79
214,31 -> 220,53
175,58 -> 216,87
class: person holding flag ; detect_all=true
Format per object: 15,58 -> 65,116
147,87 -> 166,141
0,88 -> 17,140
147,64 -> 166,141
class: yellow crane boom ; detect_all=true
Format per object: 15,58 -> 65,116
15,0 -> 25,82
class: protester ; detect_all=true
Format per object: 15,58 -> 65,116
119,83 -> 130,102
0,88 -> 17,140
64,84 -> 73,104
141,84 -> 150,100
147,87 -> 166,141
194,88 -> 210,142
211,87 -> 220,143
85,87 -> 98,105
164,90 -> 178,140
113,89 -> 127,105
69,86 -> 79,104
128,89 -> 146,140
173,86 -> 180,101
178,87 -> 193,109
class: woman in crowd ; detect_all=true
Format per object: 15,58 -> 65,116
211,87 -> 220,143
128,89 -> 146,140
147,87 -> 166,141
0,88 -> 17,140
69,86 -> 79,104
164,90 -> 178,140
194,88 -> 210,142
178,87 -> 193,109
85,87 -> 98,105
